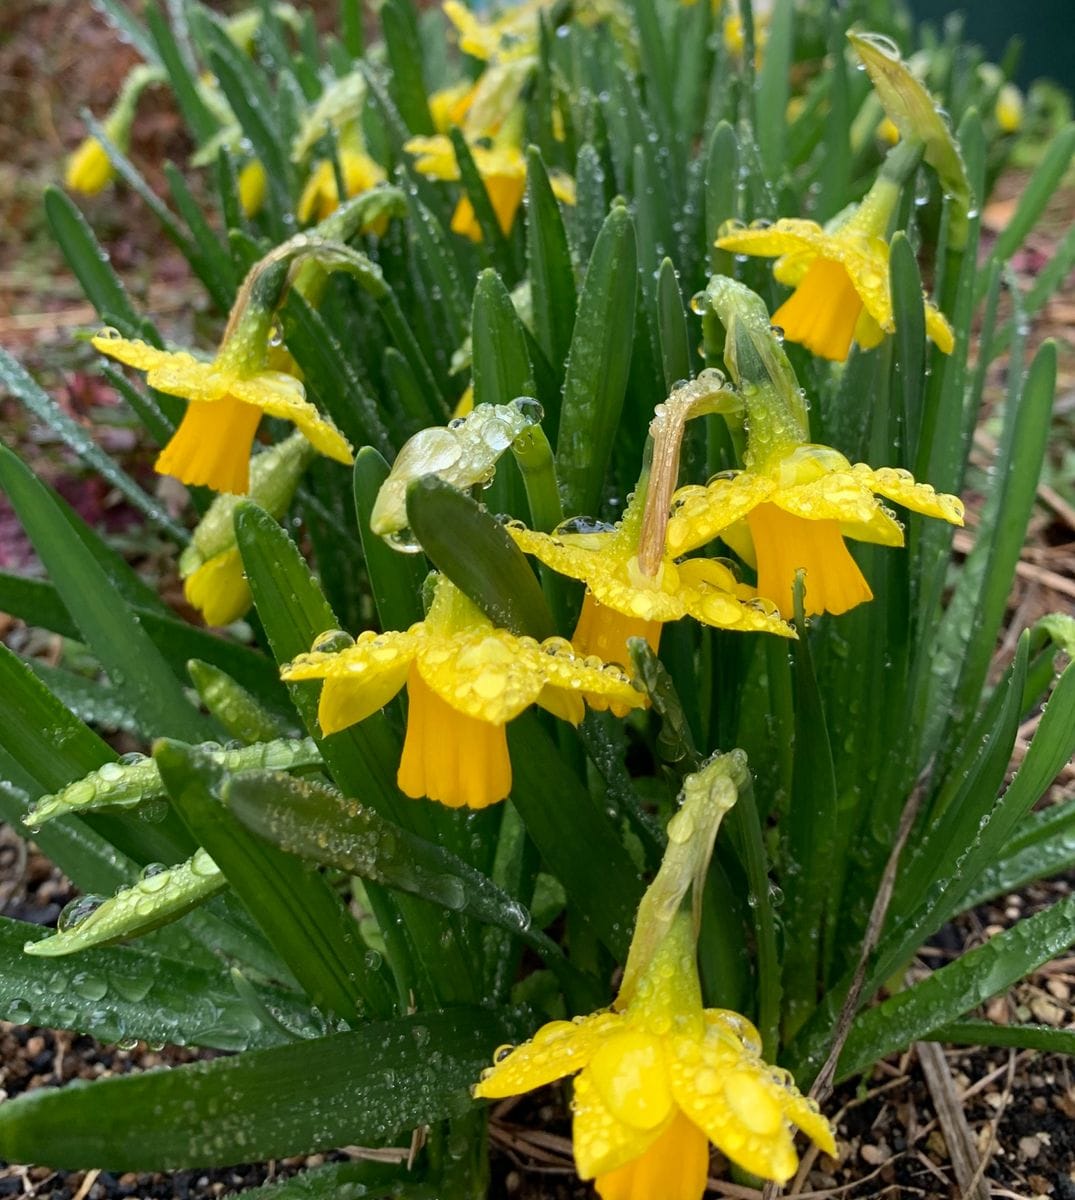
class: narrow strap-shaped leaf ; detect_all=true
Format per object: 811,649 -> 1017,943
470,269 -> 537,408
0,444 -> 211,741
380,0 -> 433,134
1,917 -> 306,1053
526,146 -> 577,403
238,1161 -> 425,1200
705,122 -> 739,275
155,740 -> 393,1022
145,2 -> 219,144
960,796 -> 1075,910
405,476 -> 554,640
353,448 -> 428,631
163,163 -> 238,310
43,188 -> 145,335
508,712 -> 641,959
0,349 -> 186,542
24,849 -> 226,958
889,233 -> 927,462
754,0 -> 794,178
28,661 -> 147,737
405,197 -> 470,347
26,738 -> 321,827
556,204 -> 638,517
227,770 -> 582,990
0,1004 -> 522,1171
656,256 -> 691,392
836,893 -> 1075,1082
927,1020 -> 1075,1055
449,128 -> 516,279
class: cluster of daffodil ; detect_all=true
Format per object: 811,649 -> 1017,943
16,1 -> 1071,1197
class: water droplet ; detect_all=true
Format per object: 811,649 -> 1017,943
57,894 -> 104,932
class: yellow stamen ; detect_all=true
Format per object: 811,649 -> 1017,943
155,395 -> 263,494
397,667 -> 513,809
595,1109 -> 710,1200
746,503 -> 873,619
772,258 -> 863,362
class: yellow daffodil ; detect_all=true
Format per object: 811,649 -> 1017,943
297,146 -> 388,226
510,512 -> 791,668
475,914 -> 835,1195
429,80 -> 477,133
65,137 -> 114,196
667,443 -> 964,619
405,132 -> 575,241
92,315 -> 351,496
180,432 -> 314,626
280,576 -> 645,809
238,160 -> 268,217
678,276 -> 964,619
716,153 -> 954,361
442,0 -> 551,63
995,82 -> 1023,134
64,64 -> 160,196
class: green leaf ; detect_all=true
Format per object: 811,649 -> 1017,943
25,738 -> 321,827
24,849 -> 226,957
449,128 -> 515,278
656,257 -> 691,392
985,124 -> 1075,280
927,1020 -> 1075,1055
43,188 -> 146,335
237,1161 -> 423,1200
0,1006 -> 522,1170
28,661 -> 147,738
0,917 -> 303,1052
0,348 -> 186,542
705,122 -> 739,275
755,0 -> 794,178
960,797 -> 1075,910
381,0 -> 433,134
227,769 -> 577,985
525,146 -> 577,401
889,233 -> 927,458
556,204 -> 638,517
508,713 -> 641,959
405,476 -> 554,640
145,2 -> 220,145
837,893 -> 1075,1082
0,444 -> 211,742
155,740 -> 393,1023
470,269 -> 537,409
163,163 -> 237,310
353,448 -> 428,631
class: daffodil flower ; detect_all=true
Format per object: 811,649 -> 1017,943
509,512 -> 792,670
92,248 -> 352,495
405,132 -> 575,241
667,444 -> 964,619
297,145 -> 388,226
716,147 -> 954,361
475,914 -> 835,1195
238,160 -> 268,217
442,0 -> 551,63
280,575 -> 645,810
64,64 -> 161,196
672,277 -> 964,619
180,432 -> 315,626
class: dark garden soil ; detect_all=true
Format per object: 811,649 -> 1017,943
1,1 -> 1074,1197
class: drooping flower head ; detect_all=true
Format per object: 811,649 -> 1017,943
716,141 -> 954,361
475,754 -> 836,1195
64,64 -> 161,196
92,245 -> 352,495
667,278 -> 963,619
180,432 -> 315,626
280,575 -> 645,809
507,374 -> 793,702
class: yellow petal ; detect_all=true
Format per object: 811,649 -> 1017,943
588,1029 -> 675,1131
238,160 -> 267,218
92,333 -> 187,375
851,463 -> 964,525
572,1065 -> 668,1180
594,1109 -> 710,1200
474,1011 -> 624,1099
230,372 -> 353,465
416,630 -> 546,724
535,683 -> 586,725
397,668 -> 512,808
925,303 -> 955,354
183,547 -> 251,626
675,559 -> 793,638
772,258 -> 864,362
318,663 -> 410,734
155,395 -> 262,494
572,591 -> 661,670
666,475 -> 776,557
746,504 -> 873,619
771,471 -> 904,546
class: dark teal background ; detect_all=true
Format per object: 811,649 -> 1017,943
907,0 -> 1074,89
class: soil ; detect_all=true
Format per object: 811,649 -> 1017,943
1,1 -> 1074,1198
